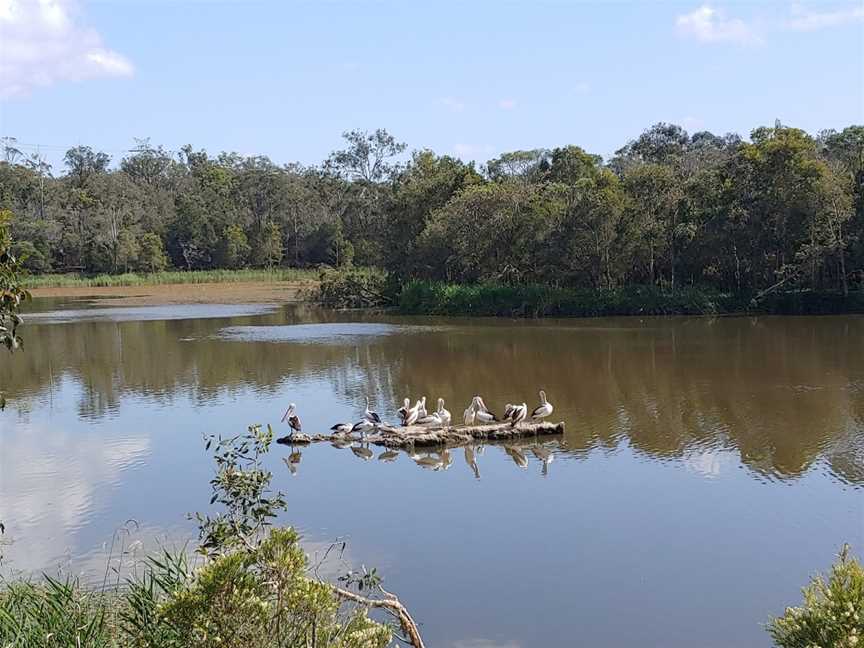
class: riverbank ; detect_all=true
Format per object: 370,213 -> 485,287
396,281 -> 864,317
24,268 -> 317,289
28,280 -> 315,306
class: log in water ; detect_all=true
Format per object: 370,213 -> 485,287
282,420 -> 565,448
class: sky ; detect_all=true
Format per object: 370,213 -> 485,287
0,0 -> 862,172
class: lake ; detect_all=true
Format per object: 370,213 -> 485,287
1,298 -> 862,647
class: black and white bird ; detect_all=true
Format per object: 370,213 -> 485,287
417,410 -> 443,427
281,403 -> 302,437
416,396 -> 428,419
531,390 -> 554,420
330,423 -> 352,435
502,403 -> 516,422
509,403 -> 528,427
364,397 -> 381,424
473,396 -> 497,423
351,419 -> 376,439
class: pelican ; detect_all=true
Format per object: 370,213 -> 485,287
416,411 -> 443,427
531,390 -> 554,420
505,446 -> 529,469
403,400 -> 420,427
509,403 -> 528,427
436,398 -> 451,426
463,401 -> 476,425
281,403 -> 302,437
473,396 -> 497,423
330,423 -> 352,435
351,445 -> 374,461
502,403 -> 516,422
416,396 -> 428,419
364,397 -> 381,424
397,397 -> 411,424
351,419 -> 375,439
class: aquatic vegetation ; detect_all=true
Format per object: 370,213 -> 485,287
769,545 -> 864,648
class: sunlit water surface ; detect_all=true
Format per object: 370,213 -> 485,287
2,298 -> 862,647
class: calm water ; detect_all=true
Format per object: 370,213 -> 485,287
2,299 -> 863,647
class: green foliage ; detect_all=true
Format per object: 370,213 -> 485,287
1,121 -> 861,300
0,576 -> 114,648
195,425 -> 287,556
316,266 -> 391,308
137,232 -> 169,273
0,209 -> 30,353
398,280 -> 732,317
218,224 -> 250,269
769,545 -> 863,648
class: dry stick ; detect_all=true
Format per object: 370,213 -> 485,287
332,585 -> 426,648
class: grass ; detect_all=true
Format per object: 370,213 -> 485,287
24,268 -> 319,289
397,280 -> 864,317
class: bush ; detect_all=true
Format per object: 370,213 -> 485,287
316,267 -> 391,308
769,545 -> 864,648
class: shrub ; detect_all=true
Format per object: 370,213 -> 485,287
769,545 -> 864,648
316,266 -> 391,308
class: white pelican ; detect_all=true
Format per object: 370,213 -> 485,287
416,411 -> 443,427
436,398 -> 451,426
397,397 -> 410,424
463,401 -> 477,425
330,423 -> 352,435
473,396 -> 497,423
502,403 -> 516,422
416,396 -> 428,419
531,390 -> 554,420
364,397 -> 381,424
281,403 -> 302,436
403,400 -> 420,426
509,403 -> 528,427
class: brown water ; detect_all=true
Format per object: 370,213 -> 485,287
1,299 -> 862,647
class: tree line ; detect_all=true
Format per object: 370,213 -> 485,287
0,121 -> 861,295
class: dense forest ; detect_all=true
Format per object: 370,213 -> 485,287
0,122 -> 862,296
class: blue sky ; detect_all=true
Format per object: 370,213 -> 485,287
0,0 -> 862,172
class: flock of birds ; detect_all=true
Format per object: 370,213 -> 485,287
280,391 -> 555,440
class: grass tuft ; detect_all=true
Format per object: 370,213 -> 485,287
24,268 -> 318,289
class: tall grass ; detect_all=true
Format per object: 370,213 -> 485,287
24,268 -> 318,289
397,281 -> 864,317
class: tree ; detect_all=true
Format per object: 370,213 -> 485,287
137,232 -> 169,273
325,129 -> 406,183
257,222 -> 283,268
218,224 -> 250,269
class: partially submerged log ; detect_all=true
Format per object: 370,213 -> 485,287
282,420 -> 565,448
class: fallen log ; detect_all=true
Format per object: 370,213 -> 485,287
281,420 -> 565,448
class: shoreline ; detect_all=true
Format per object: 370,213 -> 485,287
29,280 -> 316,307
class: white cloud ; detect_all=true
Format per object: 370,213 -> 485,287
785,4 -> 864,31
441,96 -> 465,113
0,0 -> 134,98
498,98 -> 517,110
675,5 -> 761,44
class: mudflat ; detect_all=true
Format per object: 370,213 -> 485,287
29,280 -> 315,306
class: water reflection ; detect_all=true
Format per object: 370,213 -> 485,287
3,306 -> 861,485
